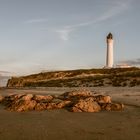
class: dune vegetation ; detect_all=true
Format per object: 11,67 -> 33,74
7,67 -> 140,87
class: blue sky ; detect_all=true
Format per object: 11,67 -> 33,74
0,0 -> 140,75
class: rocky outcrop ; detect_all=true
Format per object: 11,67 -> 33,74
71,97 -> 101,112
0,89 -> 124,112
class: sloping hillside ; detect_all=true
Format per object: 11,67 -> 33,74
7,68 -> 140,87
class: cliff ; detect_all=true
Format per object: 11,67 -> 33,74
7,68 -> 140,87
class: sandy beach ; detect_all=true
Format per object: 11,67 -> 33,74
0,87 -> 140,140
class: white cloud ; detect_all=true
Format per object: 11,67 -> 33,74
64,0 -> 131,30
53,0 -> 131,41
119,58 -> 140,66
24,18 -> 48,24
43,27 -> 74,41
55,28 -> 74,41
28,0 -> 132,41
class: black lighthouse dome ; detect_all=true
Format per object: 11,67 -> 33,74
107,33 -> 113,39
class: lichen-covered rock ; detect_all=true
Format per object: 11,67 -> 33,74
0,90 -> 124,112
46,100 -> 71,110
101,103 -> 124,111
2,94 -> 36,112
33,95 -> 53,102
71,97 -> 101,112
35,103 -> 47,111
56,100 -> 71,109
95,95 -> 111,104
4,94 -> 24,102
7,100 -> 37,112
20,94 -> 33,101
1,94 -> 24,107
59,89 -> 93,100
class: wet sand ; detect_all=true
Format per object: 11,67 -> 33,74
0,87 -> 140,140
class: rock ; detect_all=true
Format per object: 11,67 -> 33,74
51,98 -> 63,103
101,103 -> 124,111
60,89 -> 93,99
21,94 -> 33,101
0,95 -> 4,103
4,94 -> 24,102
7,100 -> 37,112
46,100 -> 71,110
0,90 -> 125,113
71,107 -> 83,112
35,103 -> 47,111
95,95 -> 111,104
1,94 -> 24,106
33,95 -> 53,102
3,94 -> 52,112
56,100 -> 71,109
46,99 -> 63,109
46,103 -> 56,110
2,94 -> 36,112
2,94 -> 33,105
71,97 -> 101,112
10,94 -> 25,99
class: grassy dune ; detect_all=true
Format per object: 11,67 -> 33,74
7,67 -> 140,87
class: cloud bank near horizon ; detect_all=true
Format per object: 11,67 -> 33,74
120,58 -> 140,66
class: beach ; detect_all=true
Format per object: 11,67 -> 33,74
0,87 -> 140,140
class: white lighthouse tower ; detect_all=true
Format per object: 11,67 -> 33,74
106,33 -> 114,68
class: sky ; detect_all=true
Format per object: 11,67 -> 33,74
0,0 -> 140,76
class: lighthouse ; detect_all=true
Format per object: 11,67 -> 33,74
106,33 -> 114,68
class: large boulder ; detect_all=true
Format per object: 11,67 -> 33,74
3,94 -> 35,112
71,97 -> 101,112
